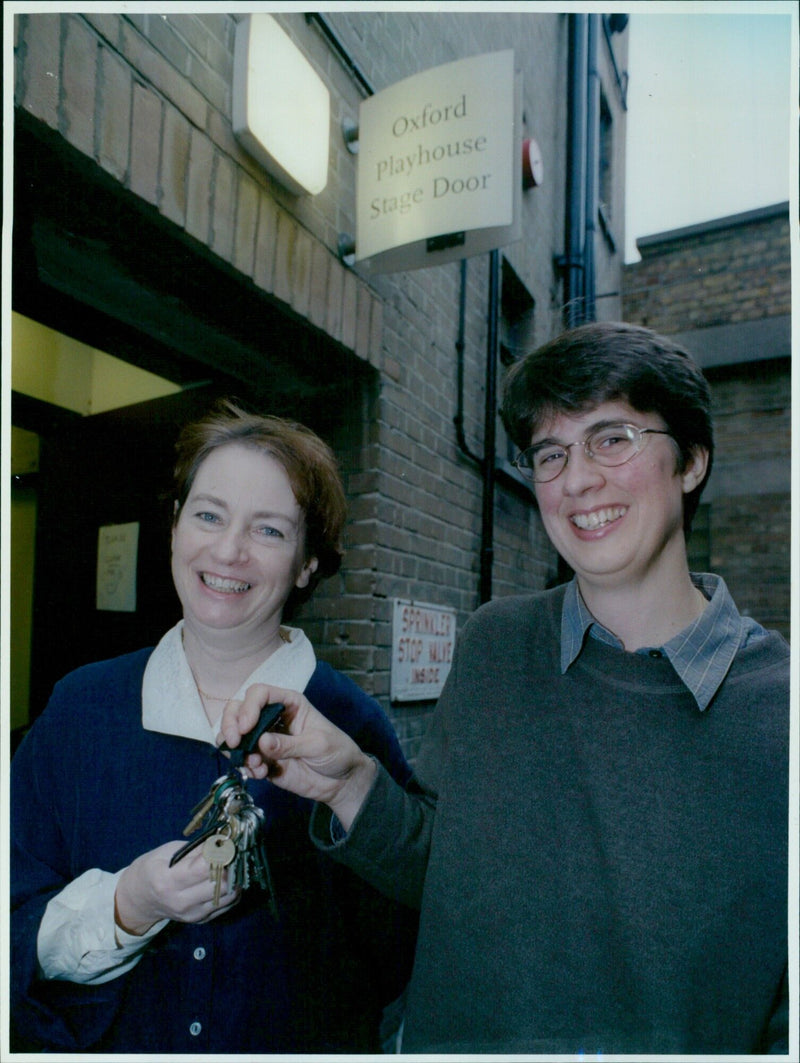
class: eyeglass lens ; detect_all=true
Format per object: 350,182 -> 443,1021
517,424 -> 646,482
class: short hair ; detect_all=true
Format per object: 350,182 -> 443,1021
500,322 -> 714,532
173,399 -> 347,612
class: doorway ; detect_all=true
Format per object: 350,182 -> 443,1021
11,115 -> 373,733
24,387 -> 229,724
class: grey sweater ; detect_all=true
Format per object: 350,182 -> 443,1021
313,587 -> 789,1054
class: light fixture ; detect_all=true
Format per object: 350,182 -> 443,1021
232,15 -> 330,196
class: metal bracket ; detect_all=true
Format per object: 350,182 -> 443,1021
337,233 -> 356,267
342,118 -> 359,154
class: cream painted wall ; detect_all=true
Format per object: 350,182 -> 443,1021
12,312 -> 181,414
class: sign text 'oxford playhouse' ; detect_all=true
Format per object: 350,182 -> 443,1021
356,51 -> 519,272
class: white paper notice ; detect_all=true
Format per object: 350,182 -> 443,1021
96,522 -> 139,612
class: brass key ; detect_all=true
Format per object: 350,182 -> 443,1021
183,774 -> 240,836
203,833 -> 236,906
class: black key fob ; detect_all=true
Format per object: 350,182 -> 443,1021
221,702 -> 285,767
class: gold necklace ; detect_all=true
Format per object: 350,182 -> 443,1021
194,684 -> 235,703
183,626 -> 292,703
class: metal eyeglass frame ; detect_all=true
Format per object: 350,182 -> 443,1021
513,423 -> 674,483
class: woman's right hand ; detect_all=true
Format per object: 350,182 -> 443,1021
219,684 -> 377,832
114,841 -> 240,936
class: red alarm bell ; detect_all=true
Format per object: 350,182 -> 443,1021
522,138 -> 544,190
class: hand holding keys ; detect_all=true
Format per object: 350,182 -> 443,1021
169,704 -> 285,914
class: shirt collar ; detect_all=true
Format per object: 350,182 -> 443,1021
560,573 -> 763,711
141,620 -> 316,744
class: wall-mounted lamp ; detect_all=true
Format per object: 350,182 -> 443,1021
232,15 -> 330,196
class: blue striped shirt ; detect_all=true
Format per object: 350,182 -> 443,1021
560,573 -> 768,711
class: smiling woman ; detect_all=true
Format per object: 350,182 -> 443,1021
172,401 -> 347,603
10,398 -> 417,1054
171,443 -> 319,704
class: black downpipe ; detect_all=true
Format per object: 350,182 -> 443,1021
454,259 -> 482,466
454,253 -> 500,605
564,14 -> 588,327
479,250 -> 501,605
584,14 -> 600,322
305,13 -> 375,97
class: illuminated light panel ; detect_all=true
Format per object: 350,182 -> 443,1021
232,14 -> 329,196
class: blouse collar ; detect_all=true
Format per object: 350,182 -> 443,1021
142,620 -> 316,744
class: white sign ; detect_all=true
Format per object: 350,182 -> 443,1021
356,50 -> 521,273
96,522 -> 139,612
391,599 -> 457,702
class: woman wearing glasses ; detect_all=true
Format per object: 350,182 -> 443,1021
220,323 -> 789,1056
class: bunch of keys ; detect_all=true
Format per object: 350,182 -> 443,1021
169,703 -> 285,914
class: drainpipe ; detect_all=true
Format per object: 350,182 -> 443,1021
479,249 -> 500,605
454,259 -> 482,466
564,13 -> 588,327
584,14 -> 600,322
454,253 -> 500,605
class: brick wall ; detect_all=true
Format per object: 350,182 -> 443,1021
623,209 -> 791,332
14,12 -> 383,374
14,10 -> 630,755
711,494 -> 790,633
706,361 -> 790,639
623,207 -> 791,640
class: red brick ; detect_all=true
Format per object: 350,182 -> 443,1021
83,13 -> 120,47
383,356 -> 402,382
232,173 -> 259,278
119,20 -> 207,130
185,128 -> 215,243
130,82 -> 162,205
97,46 -> 132,182
325,258 -> 343,343
207,105 -> 260,180
273,211 -> 296,306
160,105 -> 191,226
210,152 -> 237,263
291,226 -> 313,320
354,283 -> 372,362
368,297 -> 383,369
61,16 -> 96,157
253,197 -> 278,294
308,241 -> 330,329
19,13 -> 61,129
341,269 -> 358,350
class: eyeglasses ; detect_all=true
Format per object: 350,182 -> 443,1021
513,423 -> 674,483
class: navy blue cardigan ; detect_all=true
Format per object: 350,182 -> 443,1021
11,649 -> 417,1053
